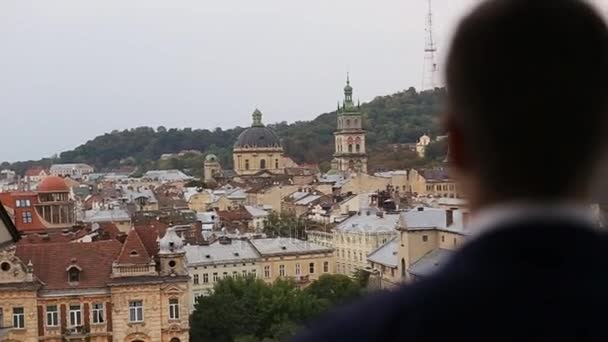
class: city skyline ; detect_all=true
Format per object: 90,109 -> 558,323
1,0 -> 606,162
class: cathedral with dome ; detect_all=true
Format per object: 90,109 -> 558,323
232,109 -> 287,176
331,75 -> 368,174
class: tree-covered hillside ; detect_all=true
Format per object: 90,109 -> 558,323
3,87 -> 447,175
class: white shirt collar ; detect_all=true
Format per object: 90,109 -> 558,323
468,202 -> 595,237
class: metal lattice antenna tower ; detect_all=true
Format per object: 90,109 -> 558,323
421,0 -> 438,91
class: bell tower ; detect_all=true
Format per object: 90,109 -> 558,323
331,74 -> 368,174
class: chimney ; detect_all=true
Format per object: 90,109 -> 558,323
446,209 -> 454,227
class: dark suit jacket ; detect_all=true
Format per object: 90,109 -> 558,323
294,218 -> 608,341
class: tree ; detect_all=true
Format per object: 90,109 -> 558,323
190,277 -> 323,342
190,274 -> 363,342
304,274 -> 362,308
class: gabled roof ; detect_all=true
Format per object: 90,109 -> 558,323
134,222 -> 168,257
117,228 -> 151,264
15,240 -> 122,290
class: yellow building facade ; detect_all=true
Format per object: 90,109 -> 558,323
233,110 -> 286,176
0,226 -> 190,342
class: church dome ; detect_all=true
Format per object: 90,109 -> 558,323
37,176 -> 69,193
205,154 -> 218,162
234,109 -> 282,150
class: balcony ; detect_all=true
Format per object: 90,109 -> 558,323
63,326 -> 90,340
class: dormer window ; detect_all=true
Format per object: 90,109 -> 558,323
66,265 -> 82,284
130,250 -> 139,257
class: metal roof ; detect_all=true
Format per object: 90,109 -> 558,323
184,240 -> 260,265
408,248 -> 454,278
335,211 -> 400,234
250,237 -> 332,256
367,237 -> 398,268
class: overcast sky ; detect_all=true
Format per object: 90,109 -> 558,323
1,0 -> 606,162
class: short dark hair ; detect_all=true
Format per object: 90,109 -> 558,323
447,0 -> 608,200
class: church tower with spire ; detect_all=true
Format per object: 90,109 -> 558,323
331,75 -> 368,174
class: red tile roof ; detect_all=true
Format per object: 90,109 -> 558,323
37,176 -> 70,193
25,166 -> 48,177
15,240 -> 122,290
117,228 -> 151,264
134,222 -> 167,258
217,208 -> 252,222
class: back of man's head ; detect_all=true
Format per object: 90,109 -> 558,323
447,0 -> 608,202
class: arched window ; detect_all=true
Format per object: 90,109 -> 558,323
260,159 -> 266,169
401,258 -> 406,277
346,119 -> 351,127
348,144 -> 353,153
245,159 -> 250,170
275,159 -> 279,169
348,160 -> 355,170
356,144 -> 360,152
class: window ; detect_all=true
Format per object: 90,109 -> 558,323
279,264 -> 286,277
260,159 -> 266,169
245,159 -> 250,170
16,199 -> 31,208
346,119 -> 351,126
232,271 -> 238,277
223,272 -> 228,278
212,272 -> 218,282
193,274 -> 199,285
203,273 -> 209,284
46,305 -> 58,327
21,211 -> 32,223
69,304 -> 82,327
275,159 -> 279,169
309,262 -> 315,274
356,144 -> 360,152
68,267 -> 80,283
422,235 -> 428,242
348,144 -> 353,153
264,265 -> 271,278
129,301 -> 143,322
323,261 -> 329,273
251,269 -> 257,277
92,303 -> 104,324
441,235 -> 445,242
169,299 -> 179,320
295,263 -> 301,276
13,307 -> 24,329
359,252 -> 363,262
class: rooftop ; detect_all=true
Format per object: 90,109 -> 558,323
250,237 -> 332,256
408,248 -> 455,278
335,210 -> 400,234
367,237 -> 398,268
184,239 -> 260,265
83,208 -> 131,223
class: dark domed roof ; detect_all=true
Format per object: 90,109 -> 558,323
234,126 -> 282,149
234,109 -> 282,150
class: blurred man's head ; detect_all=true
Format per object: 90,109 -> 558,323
446,0 -> 608,210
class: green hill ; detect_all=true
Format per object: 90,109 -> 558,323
3,87 -> 447,176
